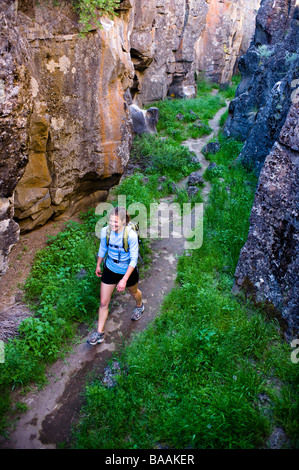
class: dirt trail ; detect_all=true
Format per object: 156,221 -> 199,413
0,100 -> 228,449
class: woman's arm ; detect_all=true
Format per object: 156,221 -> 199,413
96,227 -> 108,277
95,256 -> 104,277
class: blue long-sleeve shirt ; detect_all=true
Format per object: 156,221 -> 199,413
98,225 -> 139,274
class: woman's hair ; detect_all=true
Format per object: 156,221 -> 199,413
109,206 -> 130,225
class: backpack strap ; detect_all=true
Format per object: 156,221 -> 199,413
123,225 -> 131,253
106,225 -> 111,247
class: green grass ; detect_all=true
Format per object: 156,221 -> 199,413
149,74 -> 240,145
151,94 -> 224,144
129,135 -> 200,181
202,136 -> 255,272
72,302 -> 277,448
71,135 -> 298,449
219,73 -> 241,100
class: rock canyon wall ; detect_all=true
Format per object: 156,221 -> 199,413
195,0 -> 261,84
0,0 -> 260,276
227,0 -> 299,336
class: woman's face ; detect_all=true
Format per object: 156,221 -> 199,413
109,215 -> 125,233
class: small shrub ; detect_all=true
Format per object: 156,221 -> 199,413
72,0 -> 121,34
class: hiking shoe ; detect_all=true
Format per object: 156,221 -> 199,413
131,303 -> 145,321
87,331 -> 105,345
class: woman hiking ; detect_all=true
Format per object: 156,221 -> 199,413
87,206 -> 144,345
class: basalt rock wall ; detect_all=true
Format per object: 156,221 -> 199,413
230,0 -> 299,336
233,100 -> 299,337
130,0 -> 208,103
224,0 -> 299,173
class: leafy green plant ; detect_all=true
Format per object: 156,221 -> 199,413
39,1 -> 120,34
18,312 -> 73,362
72,0 -> 120,33
204,163 -> 226,180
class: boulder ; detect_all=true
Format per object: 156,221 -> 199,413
188,171 -> 204,186
129,104 -> 159,134
187,186 -> 200,198
202,141 -> 221,155
207,162 -> 218,171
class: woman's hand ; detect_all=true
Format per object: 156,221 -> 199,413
95,257 -> 104,277
117,277 -> 127,292
95,266 -> 102,277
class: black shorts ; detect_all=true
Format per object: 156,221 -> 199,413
101,265 -> 139,287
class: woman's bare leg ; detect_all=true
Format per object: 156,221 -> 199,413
97,282 -> 116,333
127,283 -> 142,307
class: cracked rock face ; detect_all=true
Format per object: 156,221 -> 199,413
223,0 -> 299,173
129,0 -> 208,103
0,1 -> 32,275
194,0 -> 260,85
233,100 -> 299,337
14,3 -> 134,230
229,1 -> 299,336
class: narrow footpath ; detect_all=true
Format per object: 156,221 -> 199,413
0,100 -> 229,449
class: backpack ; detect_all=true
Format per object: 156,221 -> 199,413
106,221 -> 141,253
